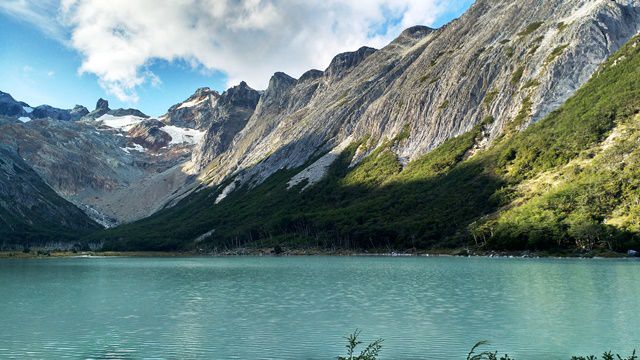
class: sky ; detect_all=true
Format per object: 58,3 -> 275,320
0,0 -> 475,116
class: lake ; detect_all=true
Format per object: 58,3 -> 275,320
0,256 -> 638,359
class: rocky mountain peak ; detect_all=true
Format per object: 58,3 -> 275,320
71,105 -> 90,117
193,87 -> 214,98
96,98 -> 110,111
389,25 -> 435,48
264,72 -> 297,98
298,69 -> 324,84
325,46 -> 377,80
0,91 -> 27,117
221,81 -> 261,108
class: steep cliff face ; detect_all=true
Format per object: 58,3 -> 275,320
192,0 -> 640,193
0,145 -> 99,245
173,82 -> 261,171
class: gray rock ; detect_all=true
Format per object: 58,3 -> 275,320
96,98 -> 109,111
108,108 -> 149,118
31,104 -> 89,121
189,82 -> 261,170
128,119 -> 172,151
0,91 -> 27,117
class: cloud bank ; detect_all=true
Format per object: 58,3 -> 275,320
4,0 -> 462,102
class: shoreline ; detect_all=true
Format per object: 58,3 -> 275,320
0,247 -> 637,259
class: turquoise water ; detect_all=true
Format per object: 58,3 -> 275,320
0,256 -> 638,359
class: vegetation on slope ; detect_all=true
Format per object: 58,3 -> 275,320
90,35 -> 640,253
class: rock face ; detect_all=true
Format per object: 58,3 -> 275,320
31,104 -> 89,121
191,0 -> 640,193
1,90 -> 91,121
84,98 -> 149,120
162,87 -> 219,129
163,82 -> 261,171
128,119 -> 172,151
0,144 -> 99,244
162,84 -> 260,133
0,91 -> 28,117
0,113 -> 194,226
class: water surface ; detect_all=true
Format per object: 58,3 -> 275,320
1,256 -> 638,359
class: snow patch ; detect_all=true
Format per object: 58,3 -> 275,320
22,106 -> 33,114
177,97 -> 207,109
287,136 -> 353,190
18,117 -> 31,123
120,144 -> 145,154
163,125 -> 205,145
97,114 -> 145,130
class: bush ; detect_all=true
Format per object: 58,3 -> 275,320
337,330 -> 383,360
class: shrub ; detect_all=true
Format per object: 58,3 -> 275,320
337,330 -> 383,360
517,21 -> 544,36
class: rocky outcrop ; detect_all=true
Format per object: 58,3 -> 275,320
0,91 -> 28,117
162,85 -> 258,131
128,119 -> 172,151
1,91 -> 91,121
84,98 -> 148,120
192,0 -> 640,194
325,46 -> 377,81
174,82 -> 261,170
31,104 -> 89,121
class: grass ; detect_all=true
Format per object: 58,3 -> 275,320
545,44 -> 570,65
522,79 -> 540,89
511,66 -> 525,85
557,22 -> 569,32
517,21 -> 544,37
484,90 -> 499,109
505,47 -> 515,58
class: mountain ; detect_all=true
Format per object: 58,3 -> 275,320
187,0 -> 640,190
0,144 -> 99,247
85,0 -> 640,252
3,0 -> 640,253
0,96 -> 204,228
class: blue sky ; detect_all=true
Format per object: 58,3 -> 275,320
0,14 -> 228,116
0,1 -> 474,116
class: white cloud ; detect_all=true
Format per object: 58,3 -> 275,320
0,0 -> 67,42
7,0 -> 462,102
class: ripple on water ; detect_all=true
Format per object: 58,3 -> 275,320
0,257 -> 638,359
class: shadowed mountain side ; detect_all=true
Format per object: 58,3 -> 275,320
0,145 -> 99,246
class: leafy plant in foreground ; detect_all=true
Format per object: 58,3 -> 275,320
467,341 -> 513,360
337,329 -> 383,360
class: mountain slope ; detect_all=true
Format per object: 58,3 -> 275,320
192,0 -> 640,192
0,145 -> 99,246
90,33 -> 640,252
0,96 -> 208,226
